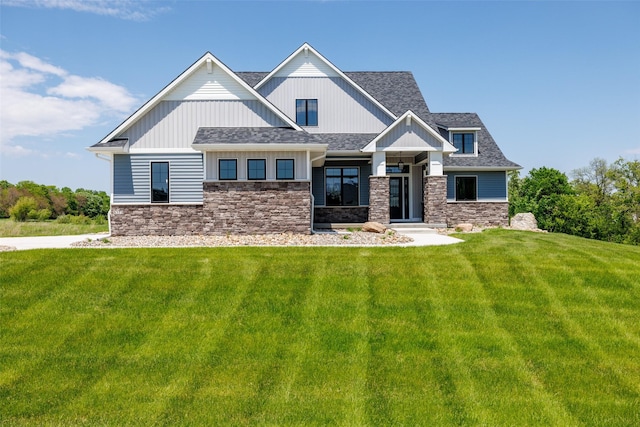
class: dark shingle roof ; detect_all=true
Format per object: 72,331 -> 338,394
433,113 -> 520,169
236,72 -> 267,87
313,133 -> 378,151
193,127 -> 322,145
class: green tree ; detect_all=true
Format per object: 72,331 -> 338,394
510,167 -> 574,229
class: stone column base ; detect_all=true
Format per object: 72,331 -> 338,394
368,176 -> 390,224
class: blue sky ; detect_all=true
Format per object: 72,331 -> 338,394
1,0 -> 638,192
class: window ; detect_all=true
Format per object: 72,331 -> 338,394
296,99 -> 318,126
247,159 -> 266,180
452,133 -> 475,155
326,168 -> 359,206
456,176 -> 477,201
276,159 -> 295,180
151,162 -> 169,203
219,159 -> 237,180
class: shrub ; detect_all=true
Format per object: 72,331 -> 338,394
27,208 -> 52,221
55,214 -> 71,224
9,197 -> 37,222
69,215 -> 92,225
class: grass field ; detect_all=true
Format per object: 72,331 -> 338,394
0,218 -> 108,237
1,230 -> 639,426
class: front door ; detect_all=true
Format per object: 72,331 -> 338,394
390,176 -> 409,220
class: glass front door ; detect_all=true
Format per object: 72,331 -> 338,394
390,176 -> 409,220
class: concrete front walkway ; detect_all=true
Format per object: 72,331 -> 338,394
0,233 -> 110,251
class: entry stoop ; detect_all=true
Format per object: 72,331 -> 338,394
390,223 -> 438,234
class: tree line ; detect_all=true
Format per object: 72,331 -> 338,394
509,158 -> 640,245
0,180 -> 110,222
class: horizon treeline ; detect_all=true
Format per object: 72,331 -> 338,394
0,180 -> 109,221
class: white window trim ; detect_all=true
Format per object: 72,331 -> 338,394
449,131 -> 478,157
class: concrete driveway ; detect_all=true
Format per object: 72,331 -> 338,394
0,233 -> 109,251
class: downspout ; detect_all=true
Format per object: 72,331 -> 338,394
94,153 -> 113,236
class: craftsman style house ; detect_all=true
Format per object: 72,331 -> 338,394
89,43 -> 520,235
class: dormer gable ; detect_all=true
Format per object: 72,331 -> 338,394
256,43 -> 397,122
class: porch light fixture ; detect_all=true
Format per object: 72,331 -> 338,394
398,160 -> 404,170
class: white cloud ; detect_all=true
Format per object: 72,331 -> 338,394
2,0 -> 169,21
0,49 -> 139,152
623,147 -> 640,155
0,143 -> 35,157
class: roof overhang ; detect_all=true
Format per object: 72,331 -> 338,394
191,143 -> 328,152
444,166 -> 522,172
362,110 -> 457,153
87,138 -> 129,154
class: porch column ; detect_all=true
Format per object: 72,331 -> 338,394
423,175 -> 447,226
372,151 -> 386,176
369,176 -> 390,224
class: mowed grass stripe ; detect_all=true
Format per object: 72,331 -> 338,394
463,232 -> 640,425
1,230 -> 639,426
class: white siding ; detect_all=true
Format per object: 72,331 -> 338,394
274,51 -> 340,78
113,153 -> 203,204
377,122 -> 442,150
121,100 -> 288,149
259,77 -> 393,134
165,63 -> 255,100
206,151 -> 309,181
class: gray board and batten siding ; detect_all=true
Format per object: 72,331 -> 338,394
446,171 -> 507,201
113,154 -> 204,204
258,77 -> 394,134
120,100 -> 289,150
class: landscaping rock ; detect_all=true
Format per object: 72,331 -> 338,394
455,223 -> 474,232
362,221 -> 387,234
510,213 -> 538,231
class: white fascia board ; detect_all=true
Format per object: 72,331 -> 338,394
382,146 -> 437,152
129,148 -> 199,154
191,143 -> 328,152
96,52 -> 302,147
362,110 -> 456,153
444,166 -> 522,172
255,43 -> 397,121
442,126 -> 482,131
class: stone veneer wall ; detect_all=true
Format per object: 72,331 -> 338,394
110,181 -> 311,236
202,181 -> 311,234
423,176 -> 447,225
446,202 -> 509,227
314,207 -> 369,223
368,176 -> 390,224
109,205 -> 204,236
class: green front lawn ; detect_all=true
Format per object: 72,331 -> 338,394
1,230 -> 639,425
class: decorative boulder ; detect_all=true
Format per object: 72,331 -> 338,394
510,213 -> 538,231
455,223 -> 474,232
362,221 -> 387,234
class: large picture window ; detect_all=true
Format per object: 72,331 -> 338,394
452,133 -> 475,155
276,159 -> 295,180
326,168 -> 359,206
247,159 -> 266,180
219,159 -> 237,180
151,162 -> 169,203
296,99 -> 318,126
456,176 -> 477,201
